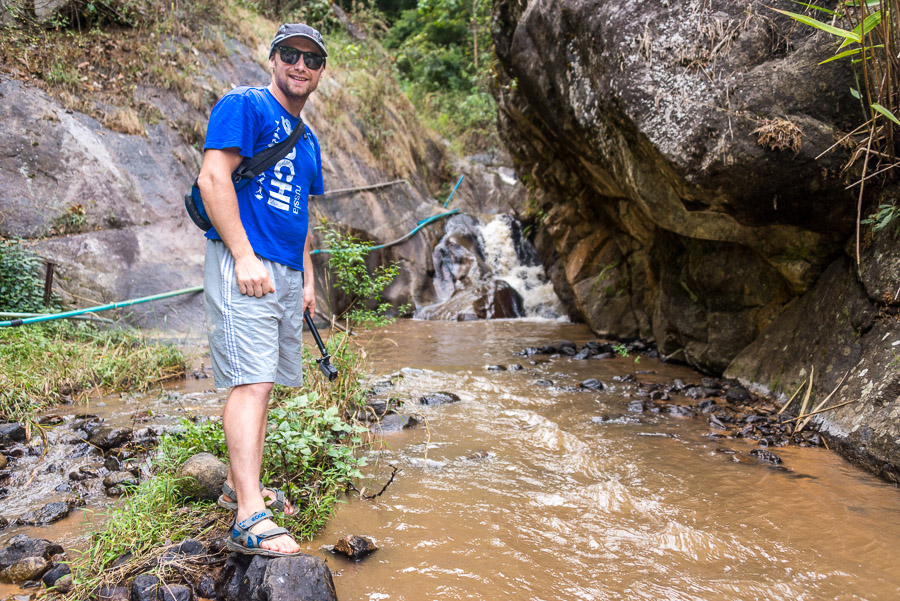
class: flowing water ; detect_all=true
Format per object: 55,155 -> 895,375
309,320 -> 900,601
2,320 -> 900,601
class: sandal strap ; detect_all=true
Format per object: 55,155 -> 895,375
222,481 -> 266,501
263,488 -> 287,512
231,510 -> 293,550
236,509 -> 274,531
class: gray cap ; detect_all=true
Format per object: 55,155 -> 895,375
270,23 -> 328,57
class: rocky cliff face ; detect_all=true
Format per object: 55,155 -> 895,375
492,0 -> 900,479
493,0 -> 857,372
0,31 -> 523,329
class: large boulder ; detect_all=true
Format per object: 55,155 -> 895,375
492,0 -> 858,371
219,553 -> 337,601
176,453 -> 227,501
0,535 -> 63,584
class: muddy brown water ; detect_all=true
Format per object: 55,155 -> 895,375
2,320 -> 900,600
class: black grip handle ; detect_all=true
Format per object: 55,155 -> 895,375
304,309 -> 338,382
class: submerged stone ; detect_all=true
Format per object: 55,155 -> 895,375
18,502 -> 72,525
334,534 -> 378,559
419,392 -> 461,406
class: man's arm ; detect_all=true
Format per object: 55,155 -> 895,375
197,148 -> 275,298
302,230 -> 316,316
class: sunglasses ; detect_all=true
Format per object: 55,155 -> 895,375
275,46 -> 326,70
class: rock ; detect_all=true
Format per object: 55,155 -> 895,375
485,364 -> 507,371
534,379 -> 553,387
556,340 -> 576,355
176,539 -> 205,556
131,573 -> 160,601
259,556 -> 337,601
159,584 -> 192,601
18,502 -> 72,525
697,399 -> 718,413
197,574 -> 217,599
0,517 -> 8,530
0,423 -> 26,446
579,378 -> 605,391
0,536 -> 63,572
104,456 -> 123,472
88,427 -> 132,450
663,404 -> 693,417
103,471 -> 138,489
1,556 -> 49,584
334,534 -> 378,560
52,573 -> 73,593
41,562 -> 71,589
375,413 -> 419,433
419,392 -> 461,406
508,364 -> 523,371
750,449 -> 783,465
626,400 -> 645,413
95,585 -> 130,601
176,453 -> 227,501
0,455 -> 6,470
725,385 -> 752,404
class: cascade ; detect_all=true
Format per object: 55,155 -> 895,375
416,214 -> 565,320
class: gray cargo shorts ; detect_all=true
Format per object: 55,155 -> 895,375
204,239 -> 304,388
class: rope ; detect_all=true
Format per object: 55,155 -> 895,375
0,286 -> 204,328
311,209 -> 459,255
313,179 -> 408,197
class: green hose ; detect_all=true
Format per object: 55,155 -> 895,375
0,286 -> 204,328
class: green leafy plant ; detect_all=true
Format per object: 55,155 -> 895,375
0,238 -> 50,313
320,224 -> 409,328
770,1 -> 900,261
861,202 -> 899,230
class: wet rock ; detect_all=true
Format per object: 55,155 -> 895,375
0,423 -> 27,446
103,471 -> 138,489
71,416 -> 103,438
0,517 -> 8,530
375,413 -> 417,433
613,374 -> 636,383
0,454 -> 6,470
515,347 -> 541,356
259,555 -> 337,601
664,404 -> 693,417
365,399 -> 389,417
104,456 -> 122,472
1,556 -> 49,584
725,386 -> 752,404
18,502 -> 72,525
485,364 -> 507,371
88,427 -> 132,450
627,400 -> 645,413
176,453 -> 227,501
334,534 -> 378,560
131,573 -> 160,601
556,340 -> 576,356
579,378 -> 605,391
750,449 -> 783,464
419,392 -> 461,406
708,416 -> 728,431
41,562 -> 71,590
79,465 -> 100,477
68,471 -> 86,482
697,399 -> 718,413
684,386 -> 718,400
70,442 -> 97,458
671,378 -> 686,392
508,364 -> 523,371
649,390 -> 669,401
534,379 -> 553,387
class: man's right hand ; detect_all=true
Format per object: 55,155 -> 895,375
234,254 -> 275,297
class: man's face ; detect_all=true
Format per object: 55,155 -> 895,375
270,37 -> 325,102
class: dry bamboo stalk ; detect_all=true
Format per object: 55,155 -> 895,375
778,379 -> 807,415
796,369 -> 850,434
793,367 -> 814,435
784,399 -> 858,423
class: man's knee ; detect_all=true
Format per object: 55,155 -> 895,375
229,382 -> 274,403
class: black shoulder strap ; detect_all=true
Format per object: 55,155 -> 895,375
231,116 -> 305,183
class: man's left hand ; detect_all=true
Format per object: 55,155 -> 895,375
302,277 -> 316,317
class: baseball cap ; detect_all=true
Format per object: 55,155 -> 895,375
270,23 -> 328,57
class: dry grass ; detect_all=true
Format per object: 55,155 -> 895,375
104,107 -> 144,135
751,117 -> 803,153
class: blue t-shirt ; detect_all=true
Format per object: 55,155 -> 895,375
203,86 -> 324,271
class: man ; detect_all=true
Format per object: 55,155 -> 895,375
197,23 -> 328,556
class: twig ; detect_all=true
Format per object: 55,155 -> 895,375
796,369 -> 849,434
784,398 -> 858,423
856,128 -> 877,265
777,379 -> 807,415
350,464 -> 399,500
793,366 -> 814,436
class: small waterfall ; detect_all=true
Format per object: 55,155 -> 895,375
416,214 -> 566,321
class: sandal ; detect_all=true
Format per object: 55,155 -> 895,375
225,509 -> 301,557
218,482 -> 294,516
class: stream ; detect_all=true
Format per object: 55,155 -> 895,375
2,319 -> 900,600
